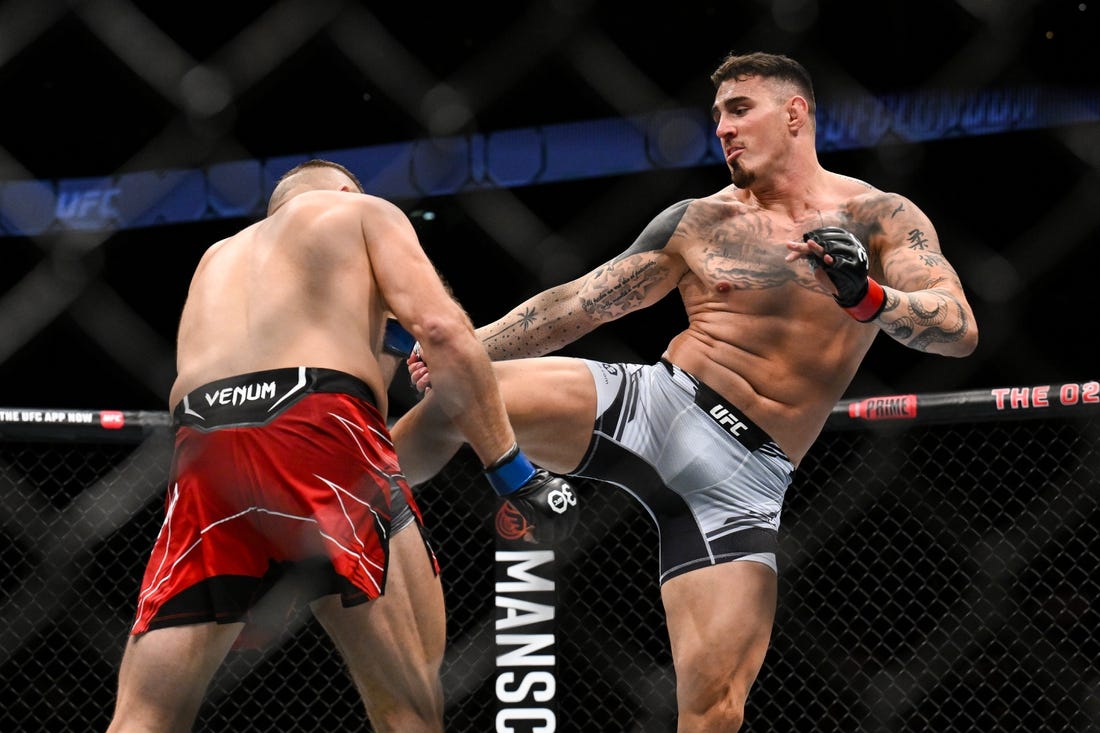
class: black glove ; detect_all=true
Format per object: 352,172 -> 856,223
486,444 -> 579,544
803,226 -> 885,322
496,469 -> 580,544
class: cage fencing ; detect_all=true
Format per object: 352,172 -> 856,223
1,380 -> 1098,732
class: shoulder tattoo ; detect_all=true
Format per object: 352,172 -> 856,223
614,199 -> 692,258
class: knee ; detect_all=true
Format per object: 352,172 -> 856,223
677,697 -> 745,733
676,674 -> 748,732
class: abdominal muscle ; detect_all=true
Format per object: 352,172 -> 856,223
663,308 -> 875,466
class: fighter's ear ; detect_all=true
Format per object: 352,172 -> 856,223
787,95 -> 810,131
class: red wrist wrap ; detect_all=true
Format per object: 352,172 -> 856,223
843,278 -> 886,322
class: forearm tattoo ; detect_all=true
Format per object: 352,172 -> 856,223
879,290 -> 972,351
480,295 -> 580,359
479,202 -> 686,359
496,306 -> 538,335
480,253 -> 672,359
850,194 -> 972,352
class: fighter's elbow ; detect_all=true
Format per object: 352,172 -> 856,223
410,310 -> 478,359
939,323 -> 979,358
956,326 -> 979,357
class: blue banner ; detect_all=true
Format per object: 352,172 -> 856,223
1,85 -> 1096,237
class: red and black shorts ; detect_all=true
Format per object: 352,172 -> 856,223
130,367 -> 437,646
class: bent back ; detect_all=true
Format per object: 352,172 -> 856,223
171,192 -> 387,410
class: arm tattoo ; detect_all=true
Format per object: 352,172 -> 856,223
847,192 -> 973,352
579,258 -> 668,317
496,306 -> 538,334
477,201 -> 691,360
907,228 -> 930,250
880,291 -> 971,352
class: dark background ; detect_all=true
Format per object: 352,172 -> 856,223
2,4 -> 1100,732
0,0 -> 1097,412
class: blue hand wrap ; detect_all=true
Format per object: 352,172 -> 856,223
383,318 -> 416,357
485,443 -> 537,496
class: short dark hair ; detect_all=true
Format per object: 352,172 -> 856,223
277,159 -> 364,193
267,159 -> 365,215
709,52 -> 816,115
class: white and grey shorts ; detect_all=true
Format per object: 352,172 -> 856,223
573,359 -> 795,583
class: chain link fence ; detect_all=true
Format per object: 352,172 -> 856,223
1,2 -> 1099,411
2,3 -> 1099,731
2,389 -> 1097,731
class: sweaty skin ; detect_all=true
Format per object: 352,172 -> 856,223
394,61 -> 977,733
476,178 -> 973,466
110,164 -> 527,733
172,186 -> 517,466
172,191 -> 392,413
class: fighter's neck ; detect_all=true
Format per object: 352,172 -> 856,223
743,165 -> 835,218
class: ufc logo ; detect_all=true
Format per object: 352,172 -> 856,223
709,405 -> 747,437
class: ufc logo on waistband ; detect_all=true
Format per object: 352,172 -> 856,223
709,405 -> 748,437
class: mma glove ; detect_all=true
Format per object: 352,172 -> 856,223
385,318 -> 431,394
383,318 -> 416,358
802,226 -> 886,322
485,443 -> 579,543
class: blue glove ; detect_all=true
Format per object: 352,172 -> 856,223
383,318 -> 416,357
486,443 -> 579,543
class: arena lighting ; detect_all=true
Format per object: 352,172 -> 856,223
0,85 -> 1095,237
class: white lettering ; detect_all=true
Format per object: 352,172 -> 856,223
495,550 -> 556,724
547,486 -> 577,514
204,381 -> 278,406
495,551 -> 554,593
495,708 -> 556,732
709,404 -> 747,436
496,597 -> 554,630
496,634 -> 555,667
495,671 -> 556,703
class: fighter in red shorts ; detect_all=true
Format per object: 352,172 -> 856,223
131,367 -> 439,645
106,160 -> 578,733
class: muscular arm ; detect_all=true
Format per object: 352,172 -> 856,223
360,196 -> 515,466
790,193 -> 978,357
477,200 -> 692,359
867,195 -> 978,357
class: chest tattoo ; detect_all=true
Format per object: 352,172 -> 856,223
691,213 -> 796,291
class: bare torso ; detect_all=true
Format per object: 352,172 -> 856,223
661,177 -> 896,464
170,191 -> 389,415
474,165 -> 970,466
